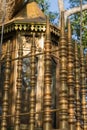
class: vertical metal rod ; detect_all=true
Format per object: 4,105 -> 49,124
74,42 -> 81,130
59,11 -> 68,129
29,33 -> 36,130
1,41 -> 11,130
85,53 -> 87,97
14,42 -> 23,130
67,19 -> 76,130
43,17 -> 52,130
80,47 -> 87,130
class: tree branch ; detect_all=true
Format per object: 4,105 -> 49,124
65,4 -> 87,19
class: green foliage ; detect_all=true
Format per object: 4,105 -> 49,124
35,0 -> 58,25
48,11 -> 58,25
69,0 -> 86,7
36,0 -> 49,13
68,0 -> 87,49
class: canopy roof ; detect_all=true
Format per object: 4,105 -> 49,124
14,2 -> 46,21
0,2 -> 60,38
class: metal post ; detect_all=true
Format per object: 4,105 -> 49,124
74,42 -> 81,130
43,17 -> 52,130
1,41 -> 11,130
29,33 -> 36,130
14,42 -> 23,130
67,19 -> 76,130
80,47 -> 87,130
59,11 -> 68,129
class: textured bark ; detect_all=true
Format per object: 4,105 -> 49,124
0,0 -> 27,23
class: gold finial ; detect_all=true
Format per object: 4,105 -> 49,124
61,11 -> 65,36
68,19 -> 71,42
46,16 -> 50,41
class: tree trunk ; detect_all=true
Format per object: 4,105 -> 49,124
0,0 -> 28,22
58,0 -> 64,14
58,0 -> 87,24
65,4 -> 87,20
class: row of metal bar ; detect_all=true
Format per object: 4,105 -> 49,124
0,12 -> 87,130
59,12 -> 87,130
